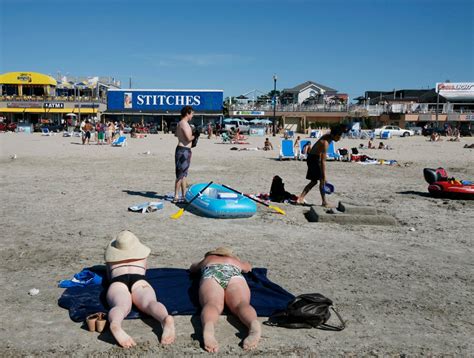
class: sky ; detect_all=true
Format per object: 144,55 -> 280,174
1,0 -> 473,100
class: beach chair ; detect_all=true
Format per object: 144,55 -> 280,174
112,135 -> 127,147
381,131 -> 391,139
298,139 -> 311,160
285,130 -> 295,138
326,141 -> 341,161
221,132 -> 231,143
310,130 -> 321,138
41,128 -> 51,136
279,139 -> 296,160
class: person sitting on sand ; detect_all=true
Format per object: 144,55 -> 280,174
105,230 -> 175,348
189,247 -> 261,353
378,141 -> 385,149
368,139 -> 375,149
297,125 -> 344,207
263,137 -> 273,151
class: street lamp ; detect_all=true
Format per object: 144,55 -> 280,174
272,74 -> 277,136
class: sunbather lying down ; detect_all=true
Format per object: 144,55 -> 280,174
105,231 -> 175,348
190,247 -> 261,353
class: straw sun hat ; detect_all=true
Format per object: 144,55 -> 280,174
105,230 -> 151,263
205,246 -> 239,260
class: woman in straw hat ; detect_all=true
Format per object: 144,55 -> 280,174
190,247 -> 261,352
105,230 -> 175,348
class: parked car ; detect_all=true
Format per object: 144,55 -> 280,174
459,124 -> 473,137
222,118 -> 250,134
421,126 -> 447,137
0,122 -> 17,132
374,125 -> 414,137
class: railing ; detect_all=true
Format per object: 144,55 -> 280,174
0,95 -> 107,104
231,103 -> 349,112
351,103 -> 474,116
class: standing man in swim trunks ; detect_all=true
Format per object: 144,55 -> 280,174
297,125 -> 344,207
82,120 -> 93,145
190,247 -> 261,353
174,105 -> 196,203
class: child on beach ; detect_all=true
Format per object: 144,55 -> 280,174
190,247 -> 261,353
263,137 -> 274,151
105,230 -> 175,348
297,125 -> 344,207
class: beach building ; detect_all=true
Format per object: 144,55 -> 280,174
232,80 -> 350,133
353,83 -> 474,129
103,89 -> 223,130
0,71 -> 118,131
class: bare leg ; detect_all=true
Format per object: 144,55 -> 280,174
106,283 -> 136,348
199,278 -> 225,353
297,180 -> 318,204
180,177 -> 188,201
225,278 -> 261,350
131,281 -> 175,345
319,182 -> 329,207
174,178 -> 182,201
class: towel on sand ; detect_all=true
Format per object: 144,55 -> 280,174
58,267 -> 294,322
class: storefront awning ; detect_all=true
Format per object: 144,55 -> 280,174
0,72 -> 57,86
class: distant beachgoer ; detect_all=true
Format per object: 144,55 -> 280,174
297,125 -> 344,207
207,122 -> 213,139
302,141 -> 312,155
189,247 -> 261,353
82,120 -> 93,145
105,230 -> 175,348
263,137 -> 273,151
368,139 -> 375,149
294,136 -> 301,154
378,141 -> 385,149
174,106 -> 195,203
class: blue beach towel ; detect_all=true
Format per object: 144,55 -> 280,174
58,267 -> 294,322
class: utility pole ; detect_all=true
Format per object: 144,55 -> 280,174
272,74 -> 277,136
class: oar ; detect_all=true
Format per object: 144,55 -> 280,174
170,181 -> 213,219
221,184 -> 286,215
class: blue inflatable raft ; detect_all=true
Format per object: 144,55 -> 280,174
185,183 -> 257,218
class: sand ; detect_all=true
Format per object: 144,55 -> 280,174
1,132 -> 473,357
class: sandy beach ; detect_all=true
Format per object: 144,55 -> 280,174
1,132 -> 473,357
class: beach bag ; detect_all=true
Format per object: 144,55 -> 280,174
270,175 -> 297,202
265,293 -> 345,330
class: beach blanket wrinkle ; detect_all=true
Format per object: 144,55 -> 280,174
58,267 -> 294,322
58,269 -> 103,288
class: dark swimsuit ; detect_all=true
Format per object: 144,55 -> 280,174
109,265 -> 147,292
306,153 -> 322,181
175,146 -> 192,179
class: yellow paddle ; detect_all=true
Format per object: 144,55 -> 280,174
221,184 -> 286,215
170,181 -> 213,219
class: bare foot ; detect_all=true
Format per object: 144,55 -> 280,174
243,320 -> 261,351
203,323 -> 219,353
160,315 -> 175,345
322,202 -> 334,208
110,322 -> 137,348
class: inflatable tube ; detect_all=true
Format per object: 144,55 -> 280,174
428,181 -> 474,200
185,183 -> 257,218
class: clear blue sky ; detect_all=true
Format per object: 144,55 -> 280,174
1,0 -> 473,99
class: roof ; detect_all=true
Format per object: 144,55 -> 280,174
283,81 -> 337,93
0,72 -> 57,86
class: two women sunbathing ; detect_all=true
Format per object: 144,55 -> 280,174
105,231 -> 261,352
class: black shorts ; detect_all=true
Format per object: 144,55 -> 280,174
306,154 -> 322,181
175,146 -> 192,179
84,131 -> 91,139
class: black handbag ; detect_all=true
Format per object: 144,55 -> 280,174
265,293 -> 346,330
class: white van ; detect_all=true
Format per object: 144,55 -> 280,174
222,118 -> 250,134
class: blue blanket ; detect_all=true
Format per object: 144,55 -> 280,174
58,267 -> 294,322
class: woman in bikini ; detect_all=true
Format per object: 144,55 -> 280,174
105,230 -> 175,348
190,247 -> 261,353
